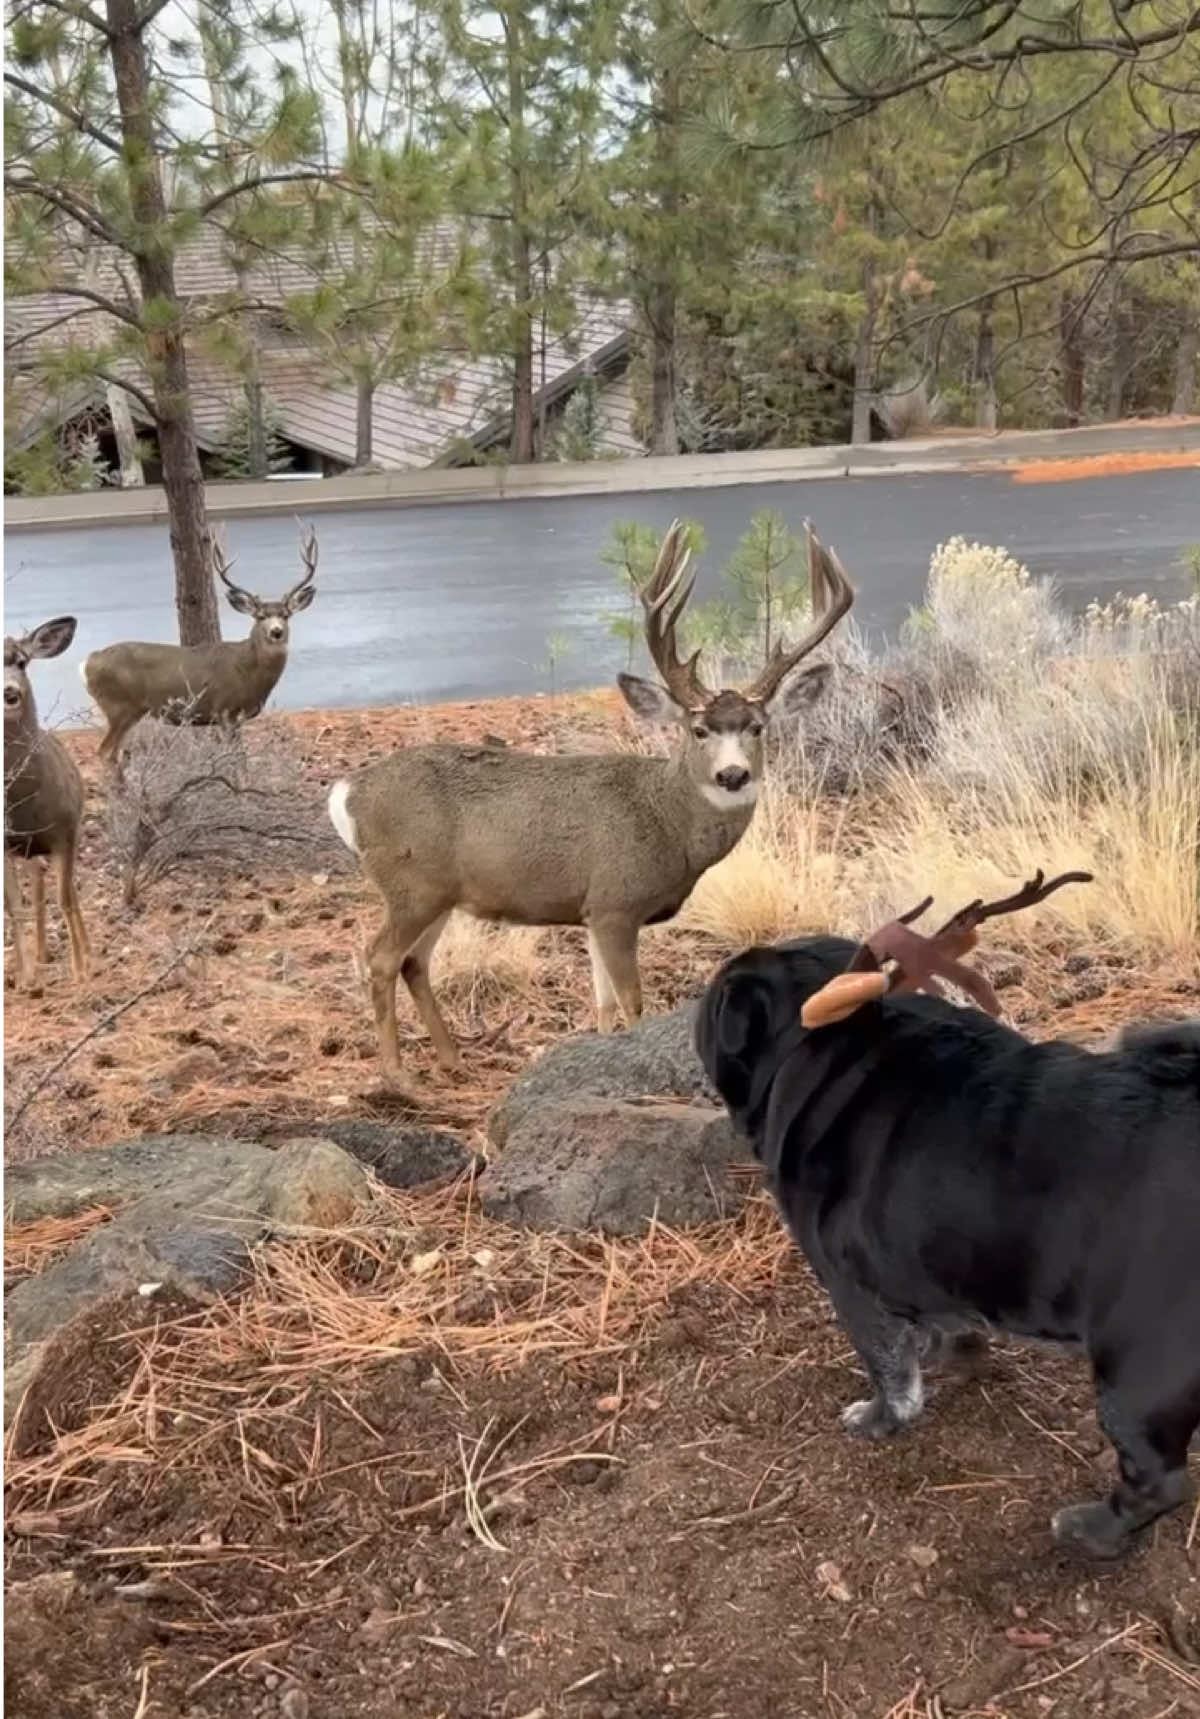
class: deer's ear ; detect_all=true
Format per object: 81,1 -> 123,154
223,587 -> 258,617
765,661 -> 833,719
26,616 -> 77,660
287,584 -> 316,614
617,672 -> 683,724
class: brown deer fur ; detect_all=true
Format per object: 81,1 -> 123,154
81,528 -> 318,770
330,520 -> 855,1087
4,617 -> 89,982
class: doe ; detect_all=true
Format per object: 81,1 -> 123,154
81,526 -> 319,771
329,518 -> 854,1087
4,617 -> 90,983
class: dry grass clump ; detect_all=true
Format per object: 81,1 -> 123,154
105,718 -> 348,906
687,541 -> 1200,962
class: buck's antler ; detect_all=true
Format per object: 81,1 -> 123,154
742,522 -> 856,705
212,535 -> 257,605
801,869 -> 1094,1029
638,519 -> 712,710
286,521 -> 319,604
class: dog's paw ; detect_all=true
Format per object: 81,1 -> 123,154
1050,1502 -> 1130,1561
840,1397 -> 897,1440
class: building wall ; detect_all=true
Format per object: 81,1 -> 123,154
594,369 -> 644,458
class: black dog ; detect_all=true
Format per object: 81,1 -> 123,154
696,931 -> 1200,1558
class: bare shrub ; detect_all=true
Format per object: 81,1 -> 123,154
105,719 -> 349,906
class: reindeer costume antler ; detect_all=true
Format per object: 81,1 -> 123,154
800,869 -> 1094,1029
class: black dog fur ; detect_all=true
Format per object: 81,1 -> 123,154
696,934 -> 1200,1558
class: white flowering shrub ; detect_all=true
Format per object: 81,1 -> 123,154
921,537 -> 1067,663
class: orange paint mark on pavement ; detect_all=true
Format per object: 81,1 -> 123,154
1011,450 -> 1200,484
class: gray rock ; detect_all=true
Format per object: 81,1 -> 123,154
488,1003 -> 712,1147
5,1135 -> 371,1424
309,1119 -> 477,1188
480,1098 -> 749,1235
3,1133 -> 264,1223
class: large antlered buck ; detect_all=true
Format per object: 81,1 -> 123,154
330,518 -> 855,1089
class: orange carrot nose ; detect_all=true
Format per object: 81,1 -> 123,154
801,971 -> 889,1029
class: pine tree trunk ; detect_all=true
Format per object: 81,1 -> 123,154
506,8 -> 535,465
648,290 -> 678,456
105,0 -> 219,644
1106,290 -> 1131,421
1173,314 -> 1197,415
974,307 -> 997,431
1059,292 -> 1086,428
647,38 -> 680,457
509,237 -> 535,464
105,383 -> 144,486
356,374 -> 375,465
851,260 -> 877,444
245,376 -> 267,479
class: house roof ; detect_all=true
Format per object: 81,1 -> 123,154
5,222 -> 637,469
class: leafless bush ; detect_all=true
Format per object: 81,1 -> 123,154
105,718 -> 350,906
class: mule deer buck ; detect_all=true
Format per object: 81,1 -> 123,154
81,526 -> 318,771
329,518 -> 854,1087
4,617 -> 90,983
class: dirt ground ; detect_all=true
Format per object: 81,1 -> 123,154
5,695 -> 1200,1719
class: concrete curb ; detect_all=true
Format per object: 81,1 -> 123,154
6,420 -> 1199,533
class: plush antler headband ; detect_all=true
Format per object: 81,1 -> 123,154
800,869 -> 1094,1030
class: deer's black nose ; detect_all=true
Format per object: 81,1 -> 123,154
715,766 -> 751,792
3,685 -> 22,708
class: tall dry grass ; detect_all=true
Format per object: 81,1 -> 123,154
685,540 -> 1200,963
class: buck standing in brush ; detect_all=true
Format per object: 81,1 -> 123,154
329,519 -> 855,1089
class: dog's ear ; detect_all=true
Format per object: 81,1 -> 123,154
696,965 -> 776,1114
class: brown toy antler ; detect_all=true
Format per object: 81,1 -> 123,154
801,870 -> 1094,1029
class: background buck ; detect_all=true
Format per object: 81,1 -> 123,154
4,617 -> 90,983
329,518 -> 854,1087
81,526 -> 319,771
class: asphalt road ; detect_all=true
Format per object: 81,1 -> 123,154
6,466 -> 1197,723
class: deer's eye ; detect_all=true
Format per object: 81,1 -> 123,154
748,720 -> 764,738
691,724 -> 709,741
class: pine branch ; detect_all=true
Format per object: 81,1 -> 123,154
4,173 -> 125,248
29,0 -> 113,38
3,72 -> 124,154
195,168 -> 345,219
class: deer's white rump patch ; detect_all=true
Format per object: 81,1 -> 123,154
328,778 -> 359,854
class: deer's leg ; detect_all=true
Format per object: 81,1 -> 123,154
586,917 -> 642,1030
98,715 -> 136,780
366,900 -> 447,1085
53,841 -> 90,981
399,911 -> 462,1073
586,927 -> 623,1034
31,859 -> 47,968
4,853 -> 26,986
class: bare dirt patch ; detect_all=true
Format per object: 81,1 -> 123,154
5,1197 -> 1199,1719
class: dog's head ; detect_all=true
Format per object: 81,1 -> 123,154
696,935 -> 859,1136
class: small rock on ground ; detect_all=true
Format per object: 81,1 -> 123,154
291,1119 -> 477,1188
488,1003 -> 712,1148
480,1098 -> 748,1235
